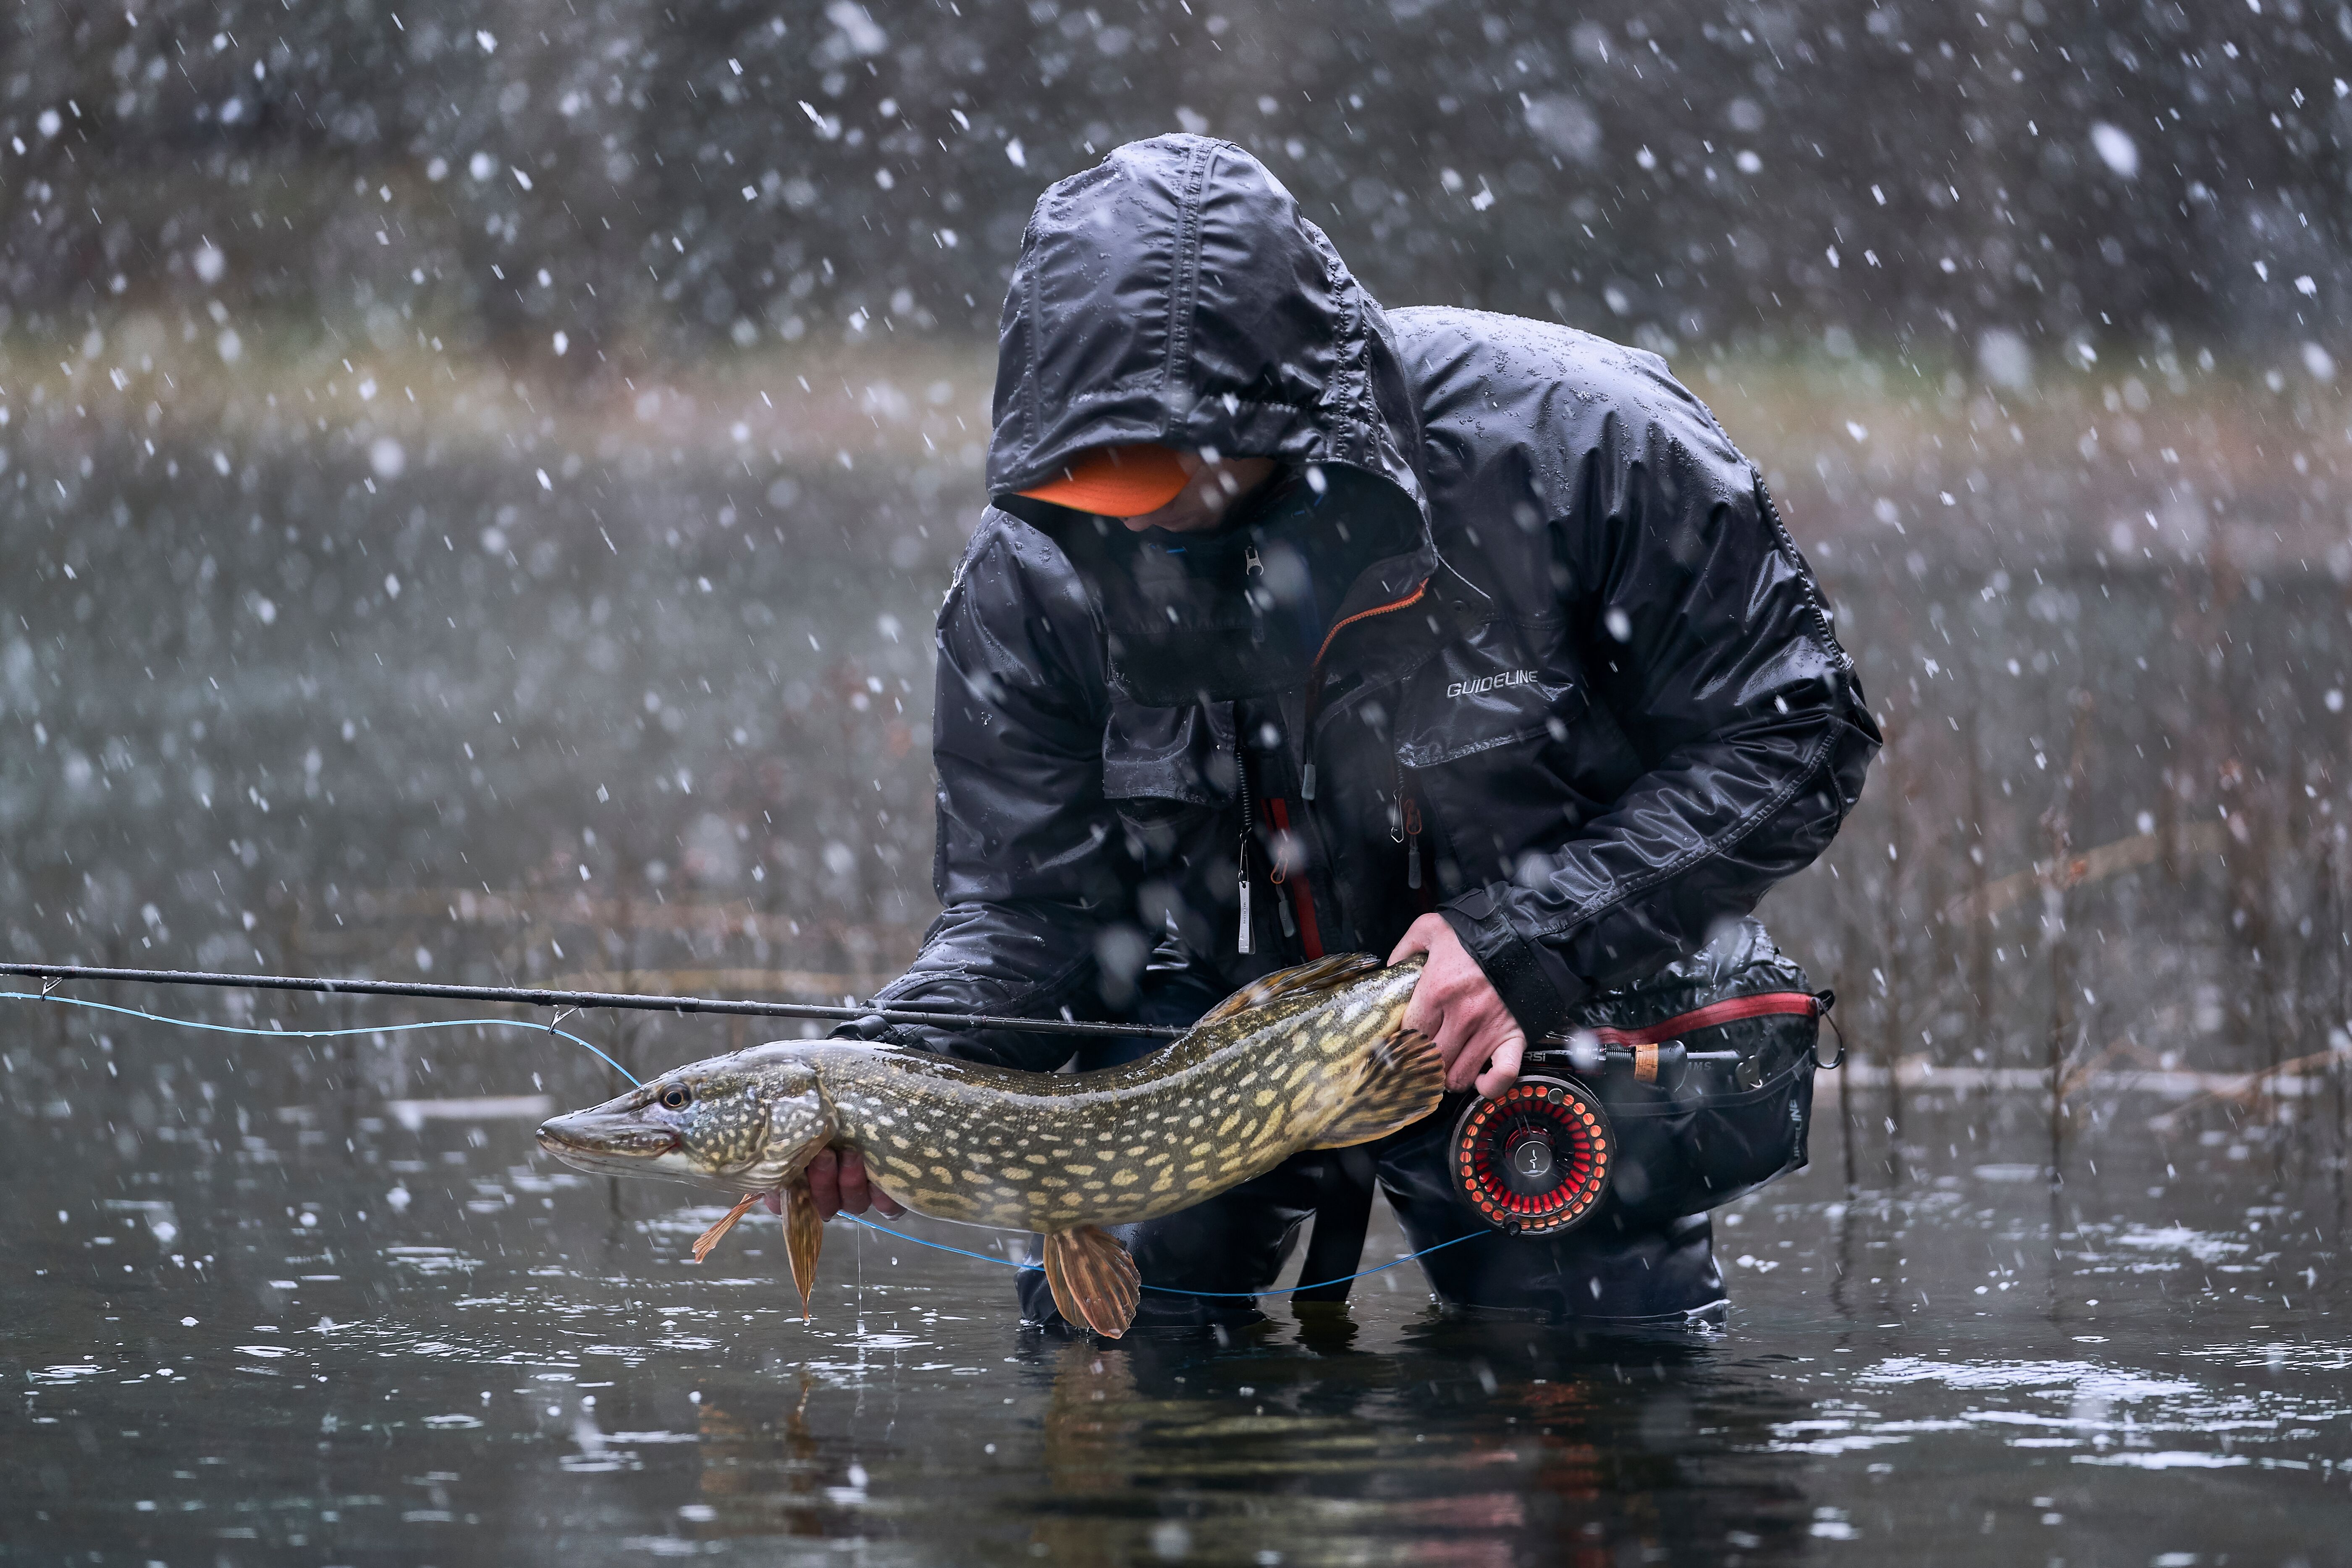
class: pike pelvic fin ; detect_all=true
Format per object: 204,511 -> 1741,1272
1306,1027 -> 1446,1149
1191,952 -> 1383,1030
690,1191 -> 762,1264
1041,1225 -> 1141,1339
780,1170 -> 824,1322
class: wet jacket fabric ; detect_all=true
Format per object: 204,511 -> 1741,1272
861,134 -> 1878,1074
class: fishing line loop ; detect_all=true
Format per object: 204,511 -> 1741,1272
0,989 -> 644,1087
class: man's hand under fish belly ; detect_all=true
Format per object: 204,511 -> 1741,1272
1390,913 -> 1526,1098
795,1146 -> 906,1221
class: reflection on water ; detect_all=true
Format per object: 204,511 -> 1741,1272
8,1071 -> 2352,1564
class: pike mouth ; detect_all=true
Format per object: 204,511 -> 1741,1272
535,1114 -> 682,1168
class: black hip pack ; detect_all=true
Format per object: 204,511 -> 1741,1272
1448,919 -> 1837,1236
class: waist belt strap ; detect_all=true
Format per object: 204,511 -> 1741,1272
1578,991 -> 1820,1049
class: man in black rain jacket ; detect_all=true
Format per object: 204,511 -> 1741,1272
816,134 -> 1878,1327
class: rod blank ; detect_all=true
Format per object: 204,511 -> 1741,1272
0,962 -> 1186,1042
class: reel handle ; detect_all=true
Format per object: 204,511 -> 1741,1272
1534,1035 -> 1717,1084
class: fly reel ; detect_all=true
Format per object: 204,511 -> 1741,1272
1449,1073 -> 1613,1236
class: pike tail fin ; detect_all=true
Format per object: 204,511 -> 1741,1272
1042,1225 -> 1141,1339
1307,1028 -> 1445,1149
780,1171 -> 824,1322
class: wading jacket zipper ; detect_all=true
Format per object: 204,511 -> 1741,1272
1405,793 -> 1424,891
1390,757 -> 1423,890
1235,723 -> 1256,957
1276,576 -> 1428,961
1301,579 -> 1430,733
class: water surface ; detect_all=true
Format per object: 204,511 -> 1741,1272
8,1059 -> 2349,1565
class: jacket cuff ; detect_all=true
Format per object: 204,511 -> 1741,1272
1440,889 -> 1581,1041
829,1017 -> 947,1053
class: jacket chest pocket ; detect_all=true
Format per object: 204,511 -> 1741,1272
1101,699 -> 1235,869
1392,621 -> 1625,889
1102,699 -> 1230,805
1395,618 -> 1589,768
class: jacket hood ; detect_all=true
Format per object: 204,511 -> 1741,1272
988,134 -> 1426,519
987,135 -> 1437,706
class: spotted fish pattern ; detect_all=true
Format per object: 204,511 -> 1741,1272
537,954 -> 1442,1333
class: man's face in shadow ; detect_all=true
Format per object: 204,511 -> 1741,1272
1121,453 -> 1280,534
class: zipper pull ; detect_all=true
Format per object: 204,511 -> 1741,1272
1405,795 -> 1424,890
1237,844 -> 1254,956
1244,545 -> 1265,576
1266,803 -> 1299,944
1300,763 -> 1317,802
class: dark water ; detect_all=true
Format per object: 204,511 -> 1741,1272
7,1052 -> 2352,1566
12,393 -> 2352,1564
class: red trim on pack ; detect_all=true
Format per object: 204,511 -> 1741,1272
1264,797 -> 1324,959
1585,991 -> 1820,1048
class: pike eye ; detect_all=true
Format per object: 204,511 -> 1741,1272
659,1085 -> 692,1111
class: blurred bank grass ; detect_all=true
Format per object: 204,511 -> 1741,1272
3,312 -> 2345,560
0,311 -> 996,482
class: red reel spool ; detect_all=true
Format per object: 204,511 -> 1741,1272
1450,1075 -> 1613,1236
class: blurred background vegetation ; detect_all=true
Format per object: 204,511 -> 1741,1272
3,0 -> 2344,364
5,0 -> 2352,1135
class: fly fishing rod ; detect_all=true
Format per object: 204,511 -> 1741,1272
0,961 -> 1828,1057
6,959 -> 1840,1243
0,961 -> 1187,1042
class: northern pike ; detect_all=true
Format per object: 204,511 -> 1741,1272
535,953 -> 1439,1336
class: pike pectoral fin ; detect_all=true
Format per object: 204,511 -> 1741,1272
1192,952 -> 1383,1030
1307,1027 -> 1447,1149
1041,1225 -> 1141,1339
780,1172 -> 824,1323
690,1192 -> 763,1264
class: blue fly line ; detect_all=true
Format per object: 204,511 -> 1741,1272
0,989 -> 642,1086
4,986 -> 1474,1296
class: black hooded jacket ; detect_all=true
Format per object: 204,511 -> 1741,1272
861,135 -> 1878,1071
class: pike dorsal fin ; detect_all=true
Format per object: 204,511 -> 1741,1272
1192,952 -> 1382,1031
780,1170 -> 824,1322
1306,1027 -> 1446,1150
1042,1225 -> 1141,1338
